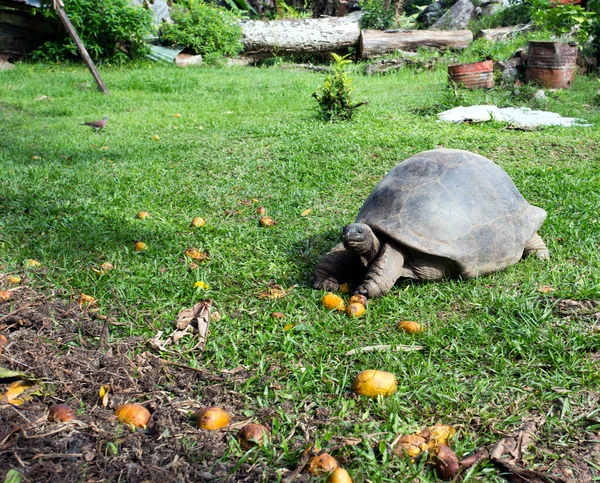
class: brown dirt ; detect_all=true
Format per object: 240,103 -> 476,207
0,286 -> 279,482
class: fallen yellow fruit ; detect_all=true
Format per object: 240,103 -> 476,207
306,453 -> 339,476
398,321 -> 423,334
137,211 -> 150,220
346,303 -> 365,318
322,293 -> 345,311
78,294 -> 96,307
185,248 -> 209,261
327,467 -> 352,483
0,291 -> 13,302
8,275 -> 21,284
351,370 -> 397,397
114,403 -> 151,428
25,259 -> 41,267
237,423 -> 270,450
194,281 -> 210,290
134,242 -> 148,251
196,407 -> 230,430
191,217 -> 206,227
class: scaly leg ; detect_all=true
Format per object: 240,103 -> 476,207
311,243 -> 364,292
524,232 -> 550,260
354,244 -> 408,298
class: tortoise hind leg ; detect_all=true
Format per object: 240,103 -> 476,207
311,243 -> 365,292
523,233 -> 550,260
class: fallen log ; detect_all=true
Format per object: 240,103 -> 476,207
475,24 -> 533,41
359,29 -> 473,58
239,11 -> 362,57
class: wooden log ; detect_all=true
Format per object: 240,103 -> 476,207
359,29 -> 473,58
239,12 -> 362,56
475,24 -> 533,41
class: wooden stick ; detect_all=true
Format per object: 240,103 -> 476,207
345,344 -> 423,356
53,0 -> 109,95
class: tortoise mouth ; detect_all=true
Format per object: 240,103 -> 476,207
342,224 -> 371,254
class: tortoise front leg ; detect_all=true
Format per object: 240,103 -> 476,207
311,243 -> 364,292
354,244 -> 407,298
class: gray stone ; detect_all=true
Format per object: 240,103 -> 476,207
431,0 -> 475,30
175,54 -> 203,67
416,0 -> 448,28
0,60 -> 14,71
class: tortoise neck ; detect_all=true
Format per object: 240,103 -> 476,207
360,235 -> 381,266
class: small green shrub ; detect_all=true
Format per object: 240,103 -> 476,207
359,0 -> 396,30
468,2 -> 532,33
33,0 -> 153,63
160,0 -> 243,57
312,54 -> 366,122
529,0 -> 598,45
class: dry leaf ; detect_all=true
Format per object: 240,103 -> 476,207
78,293 -> 96,307
257,206 -> 266,216
2,380 -> 34,406
257,284 -> 296,299
300,209 -> 312,217
537,286 -> 555,294
188,262 -> 199,270
271,312 -> 285,319
35,95 -> 52,101
25,259 -> 41,268
0,291 -> 13,302
173,300 -> 212,351
31,155 -> 41,160
150,134 -> 160,141
185,248 -> 209,261
99,385 -> 110,407
174,113 -> 181,118
259,216 -> 276,227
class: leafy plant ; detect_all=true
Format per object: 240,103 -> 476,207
160,0 -> 243,57
359,0 -> 396,30
528,0 -> 598,45
33,0 -> 153,63
312,54 -> 367,122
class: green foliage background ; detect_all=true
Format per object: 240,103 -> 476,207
33,0 -> 153,63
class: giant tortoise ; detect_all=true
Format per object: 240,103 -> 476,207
312,149 -> 549,299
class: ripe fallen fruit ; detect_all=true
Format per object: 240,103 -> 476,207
194,281 -> 210,290
398,321 -> 423,334
100,262 -> 114,273
433,444 -> 459,480
339,283 -> 350,293
257,206 -> 266,216
259,215 -> 276,227
25,259 -> 41,267
185,248 -> 209,261
352,370 -> 397,397
271,312 -> 285,319
8,275 -> 21,284
137,211 -> 150,220
420,424 -> 456,447
306,453 -> 339,476
191,217 -> 206,227
134,242 -> 148,251
321,293 -> 345,311
196,407 -> 230,430
346,303 -> 365,318
0,334 -> 8,350
0,291 -> 13,302
327,467 -> 352,483
114,404 -> 151,428
348,294 -> 367,307
48,404 -> 76,422
395,434 -> 427,458
237,423 -> 270,450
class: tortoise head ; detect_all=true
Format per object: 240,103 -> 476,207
343,223 -> 379,260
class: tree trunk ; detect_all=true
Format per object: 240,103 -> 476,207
359,29 -> 473,58
239,12 -> 362,56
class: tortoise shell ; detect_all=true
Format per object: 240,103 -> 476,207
354,149 -> 547,278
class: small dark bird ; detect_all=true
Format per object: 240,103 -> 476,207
82,116 -> 108,132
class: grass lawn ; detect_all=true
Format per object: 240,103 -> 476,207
0,58 -> 599,481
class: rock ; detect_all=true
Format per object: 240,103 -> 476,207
175,54 -> 203,67
416,0 -> 448,28
0,60 -> 14,71
496,54 -> 524,82
431,0 -> 475,30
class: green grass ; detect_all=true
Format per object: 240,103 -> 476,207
1,58 -> 599,481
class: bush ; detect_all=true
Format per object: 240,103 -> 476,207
160,0 -> 242,57
33,0 -> 153,63
312,54 -> 366,122
529,0 -> 598,45
359,0 -> 396,30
